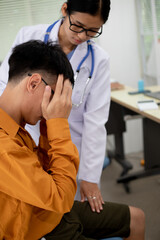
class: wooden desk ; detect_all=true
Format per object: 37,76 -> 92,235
107,85 -> 160,186
111,85 -> 160,123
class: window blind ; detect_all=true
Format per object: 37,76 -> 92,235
137,0 -> 160,83
0,0 -> 64,61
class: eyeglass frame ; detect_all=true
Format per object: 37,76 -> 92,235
68,14 -> 103,38
28,73 -> 54,95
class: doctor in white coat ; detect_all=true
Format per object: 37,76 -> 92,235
0,0 -> 111,213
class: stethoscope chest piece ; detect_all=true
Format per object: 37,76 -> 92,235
72,66 -> 91,108
72,40 -> 94,108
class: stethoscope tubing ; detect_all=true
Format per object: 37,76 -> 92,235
44,20 -> 59,44
89,42 -> 94,78
77,40 -> 91,73
44,20 -> 94,78
44,19 -> 95,107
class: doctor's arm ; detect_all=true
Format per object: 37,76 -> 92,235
0,26 -> 37,96
0,51 -> 11,96
79,56 -> 111,212
0,28 -> 26,95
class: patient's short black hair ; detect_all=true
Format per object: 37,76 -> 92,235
8,40 -> 74,86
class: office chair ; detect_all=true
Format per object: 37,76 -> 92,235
105,101 -> 133,193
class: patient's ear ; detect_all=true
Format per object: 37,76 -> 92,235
27,73 -> 41,93
61,3 -> 68,17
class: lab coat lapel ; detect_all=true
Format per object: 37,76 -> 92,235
49,19 -> 62,42
70,42 -> 88,74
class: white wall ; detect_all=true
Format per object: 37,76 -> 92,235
0,0 -> 64,62
99,0 -> 143,154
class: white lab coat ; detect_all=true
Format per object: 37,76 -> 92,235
0,20 -> 111,200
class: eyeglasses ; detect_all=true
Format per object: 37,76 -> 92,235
68,14 -> 103,38
28,73 -> 54,95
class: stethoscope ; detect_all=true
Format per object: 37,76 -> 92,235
44,20 -> 95,107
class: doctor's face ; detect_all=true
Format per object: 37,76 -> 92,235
61,12 -> 104,46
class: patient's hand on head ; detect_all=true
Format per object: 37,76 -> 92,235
41,74 -> 72,120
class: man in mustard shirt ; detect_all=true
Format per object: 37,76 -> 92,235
0,40 -> 145,240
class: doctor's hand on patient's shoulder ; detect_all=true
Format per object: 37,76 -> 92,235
42,74 -> 72,120
80,180 -> 104,213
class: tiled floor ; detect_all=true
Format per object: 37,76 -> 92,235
101,152 -> 160,240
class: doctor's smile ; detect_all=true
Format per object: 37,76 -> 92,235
73,38 -> 83,44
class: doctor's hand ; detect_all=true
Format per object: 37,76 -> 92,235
80,180 -> 104,213
42,75 -> 72,120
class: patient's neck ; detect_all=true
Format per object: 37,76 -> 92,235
0,85 -> 22,125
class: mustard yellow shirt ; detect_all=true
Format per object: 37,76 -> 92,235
0,108 -> 79,240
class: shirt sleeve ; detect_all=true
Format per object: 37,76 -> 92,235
0,119 -> 79,213
78,54 -> 111,183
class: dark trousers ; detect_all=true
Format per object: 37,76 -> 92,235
43,201 -> 130,240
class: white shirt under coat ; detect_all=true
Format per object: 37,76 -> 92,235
0,20 -> 111,200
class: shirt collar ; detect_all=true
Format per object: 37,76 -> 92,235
0,108 -> 21,137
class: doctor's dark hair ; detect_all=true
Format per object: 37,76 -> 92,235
66,0 -> 110,23
8,40 -> 74,86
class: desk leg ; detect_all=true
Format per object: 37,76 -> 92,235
117,168 -> 160,183
106,101 -> 133,176
108,132 -> 133,192
117,118 -> 160,183
108,132 -> 133,176
143,118 -> 160,169
115,133 -> 133,176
